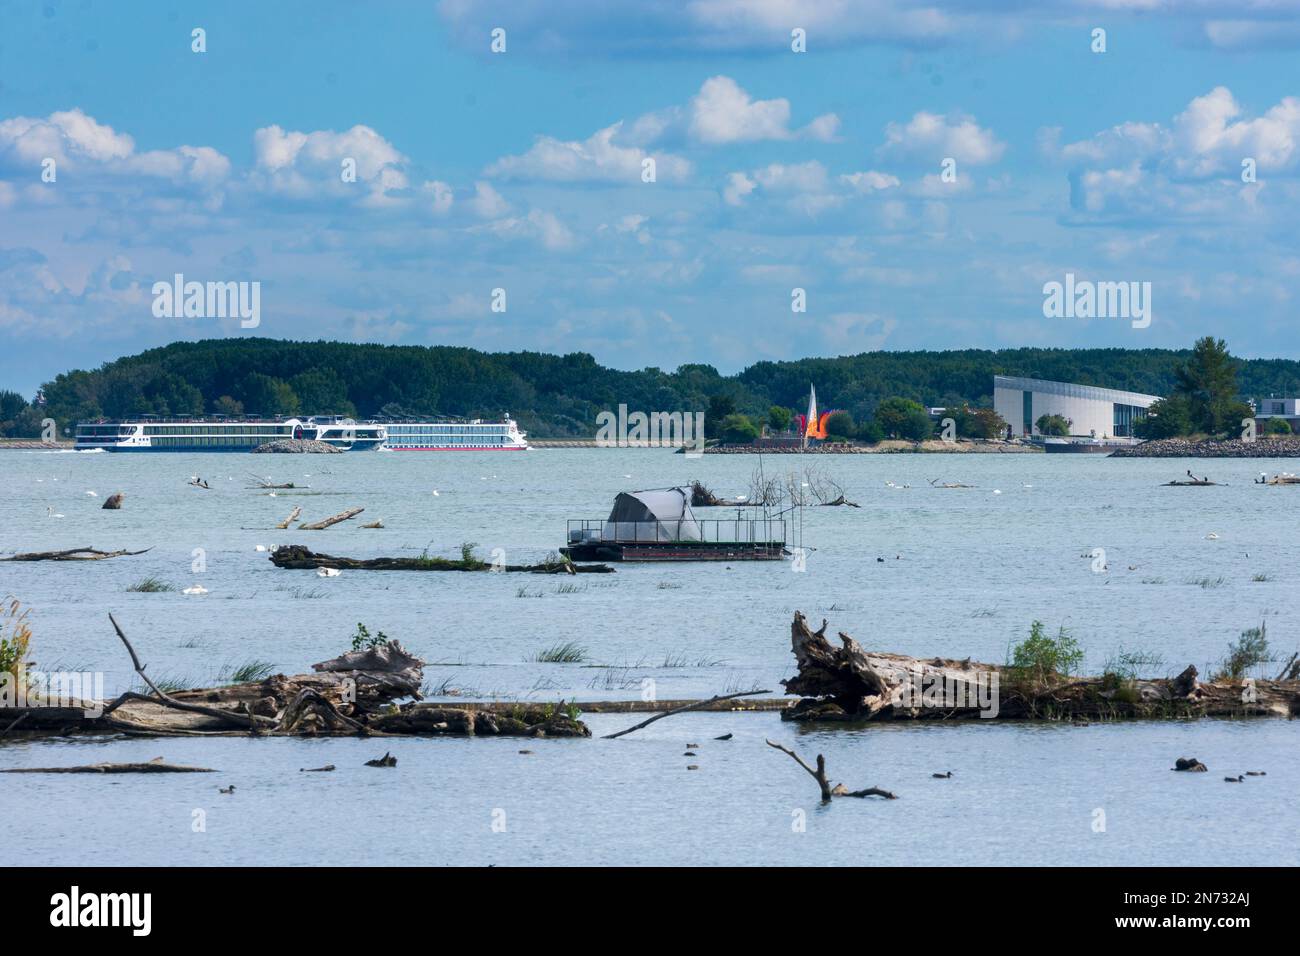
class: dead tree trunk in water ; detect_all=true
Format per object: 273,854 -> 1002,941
780,611 -> 1300,723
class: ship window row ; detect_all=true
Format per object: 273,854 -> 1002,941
143,425 -> 293,436
150,436 -> 268,446
390,427 -> 507,435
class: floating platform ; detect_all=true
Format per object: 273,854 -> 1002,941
562,515 -> 787,562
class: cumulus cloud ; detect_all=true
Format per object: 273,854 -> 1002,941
251,124 -> 409,205
1045,87 -> 1300,219
0,108 -> 230,188
485,123 -> 690,183
879,111 -> 1005,165
689,76 -> 839,144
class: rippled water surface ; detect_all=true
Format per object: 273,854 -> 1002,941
1,448 -> 1296,865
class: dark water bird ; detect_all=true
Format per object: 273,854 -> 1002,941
686,742 -> 700,748
686,765 -> 699,770
299,765 -> 335,772
1172,757 -> 1207,772
218,784 -> 235,794
876,556 -> 885,562
683,751 -> 697,757
518,750 -> 533,755
1224,775 -> 1244,783
932,771 -> 953,779
714,733 -> 732,741
364,751 -> 397,768
1246,770 -> 1266,776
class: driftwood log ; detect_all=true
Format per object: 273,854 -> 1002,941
780,611 -> 1300,722
274,506 -> 302,530
0,757 -> 214,774
269,545 -> 614,574
298,507 -> 364,530
1,614 -> 591,740
765,740 -> 896,801
1,547 -> 151,562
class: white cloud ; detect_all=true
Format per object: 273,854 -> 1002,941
251,124 -> 408,204
0,109 -> 229,189
840,170 -> 901,193
879,111 -> 1005,165
689,76 -> 839,144
485,122 -> 690,183
467,181 -> 510,218
473,208 -> 576,250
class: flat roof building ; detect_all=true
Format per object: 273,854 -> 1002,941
993,375 -> 1162,439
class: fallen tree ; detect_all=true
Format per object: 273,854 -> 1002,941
1,547 -> 152,562
1,615 -> 591,739
780,611 -> 1300,723
268,545 -> 614,574
298,507 -> 364,530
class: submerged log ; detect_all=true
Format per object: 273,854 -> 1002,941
268,544 -> 615,574
780,611 -> 1300,722
0,757 -> 214,773
1,546 -> 152,562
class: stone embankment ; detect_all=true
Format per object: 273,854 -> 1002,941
1110,437 -> 1300,458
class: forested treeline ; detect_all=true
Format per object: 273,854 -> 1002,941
3,338 -> 1299,438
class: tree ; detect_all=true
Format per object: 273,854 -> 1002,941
0,390 -> 29,437
874,397 -> 931,440
1173,337 -> 1239,434
289,367 -> 356,417
1264,417 -> 1293,435
767,405 -> 792,433
823,410 -> 855,441
239,373 -> 300,416
213,395 -> 244,417
857,419 -> 885,444
945,404 -> 1007,439
1135,395 -> 1193,439
1036,414 -> 1071,437
718,413 -> 758,445
705,394 -> 737,438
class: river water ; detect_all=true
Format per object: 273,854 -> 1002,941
0,448 -> 1295,865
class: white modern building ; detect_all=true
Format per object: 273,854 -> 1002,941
993,375 -> 1162,439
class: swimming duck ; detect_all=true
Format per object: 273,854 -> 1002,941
1224,775 -> 1244,783
219,785 -> 235,794
932,771 -> 953,779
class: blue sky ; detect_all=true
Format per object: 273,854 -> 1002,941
3,0 -> 1300,396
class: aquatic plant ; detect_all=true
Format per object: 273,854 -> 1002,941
530,641 -> 589,664
126,576 -> 175,593
1213,622 -> 1270,681
1006,620 -> 1084,688
0,597 -> 32,687
350,622 -> 391,652
218,660 -> 276,684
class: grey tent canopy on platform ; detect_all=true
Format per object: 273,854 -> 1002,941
605,487 -> 702,542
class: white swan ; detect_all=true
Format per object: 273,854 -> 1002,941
1206,532 -> 1220,540
182,584 -> 208,595
317,567 -> 341,578
85,490 -> 97,497
47,506 -> 64,518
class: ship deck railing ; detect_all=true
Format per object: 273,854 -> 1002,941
566,518 -> 787,546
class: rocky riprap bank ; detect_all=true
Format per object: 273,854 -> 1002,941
252,439 -> 343,454
1110,437 -> 1300,458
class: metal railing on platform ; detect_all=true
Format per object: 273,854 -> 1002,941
567,518 -> 786,545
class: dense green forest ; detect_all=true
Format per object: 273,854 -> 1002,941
3,338 -> 1299,439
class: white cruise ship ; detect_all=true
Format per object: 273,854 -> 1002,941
73,416 -> 386,452
377,416 -> 528,451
